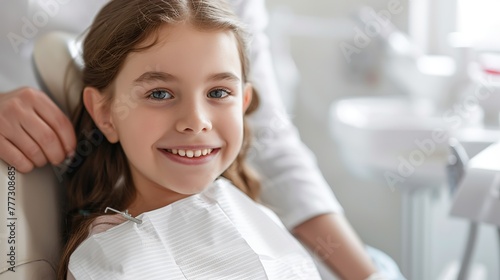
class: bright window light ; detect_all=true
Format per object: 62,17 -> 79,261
457,0 -> 500,44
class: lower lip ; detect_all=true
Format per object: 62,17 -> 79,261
159,149 -> 220,165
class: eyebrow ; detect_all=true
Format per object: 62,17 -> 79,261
133,71 -> 177,85
207,72 -> 241,83
133,71 -> 241,85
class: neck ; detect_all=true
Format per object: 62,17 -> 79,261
127,187 -> 190,217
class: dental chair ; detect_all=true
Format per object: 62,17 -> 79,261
449,140 -> 500,280
0,32 -> 83,279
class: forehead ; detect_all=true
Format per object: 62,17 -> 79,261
119,23 -> 242,79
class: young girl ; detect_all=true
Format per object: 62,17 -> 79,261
58,0 -> 320,279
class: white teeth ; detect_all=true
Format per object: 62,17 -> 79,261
167,148 -> 214,158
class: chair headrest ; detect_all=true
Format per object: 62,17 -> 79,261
32,32 -> 84,115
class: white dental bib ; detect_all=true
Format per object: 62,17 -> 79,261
68,178 -> 320,279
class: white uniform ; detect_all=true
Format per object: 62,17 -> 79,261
0,0 -> 343,230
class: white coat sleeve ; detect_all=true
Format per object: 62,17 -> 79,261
230,0 -> 344,230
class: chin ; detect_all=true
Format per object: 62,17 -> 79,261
170,178 -> 215,195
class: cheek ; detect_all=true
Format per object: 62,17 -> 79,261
115,117 -> 164,170
220,110 -> 245,146
113,108 -> 167,147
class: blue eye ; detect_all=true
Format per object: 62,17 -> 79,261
208,88 -> 230,99
148,89 -> 173,100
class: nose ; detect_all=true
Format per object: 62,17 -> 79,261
175,101 -> 212,134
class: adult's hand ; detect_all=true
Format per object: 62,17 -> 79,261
0,87 -> 76,173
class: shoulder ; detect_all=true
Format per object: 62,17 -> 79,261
88,214 -> 128,235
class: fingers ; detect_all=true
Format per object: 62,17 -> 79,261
32,92 -> 76,157
0,135 -> 35,173
20,111 -> 67,166
0,87 -> 76,172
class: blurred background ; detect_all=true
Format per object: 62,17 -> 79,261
264,0 -> 500,279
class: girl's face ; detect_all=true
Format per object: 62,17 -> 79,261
88,23 -> 252,213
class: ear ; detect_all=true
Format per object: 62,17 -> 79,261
242,83 -> 253,112
83,86 -> 119,143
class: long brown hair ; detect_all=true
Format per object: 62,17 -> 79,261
58,0 -> 260,278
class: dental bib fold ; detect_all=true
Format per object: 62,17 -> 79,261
68,178 -> 321,279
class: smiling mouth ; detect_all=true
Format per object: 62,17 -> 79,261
164,148 -> 215,158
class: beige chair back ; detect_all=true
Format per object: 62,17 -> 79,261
0,31 -> 83,279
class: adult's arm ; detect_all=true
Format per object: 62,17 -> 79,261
0,87 -> 76,172
294,213 -> 378,279
232,0 -> 378,278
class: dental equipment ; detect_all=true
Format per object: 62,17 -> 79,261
449,141 -> 500,280
104,207 -> 143,225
